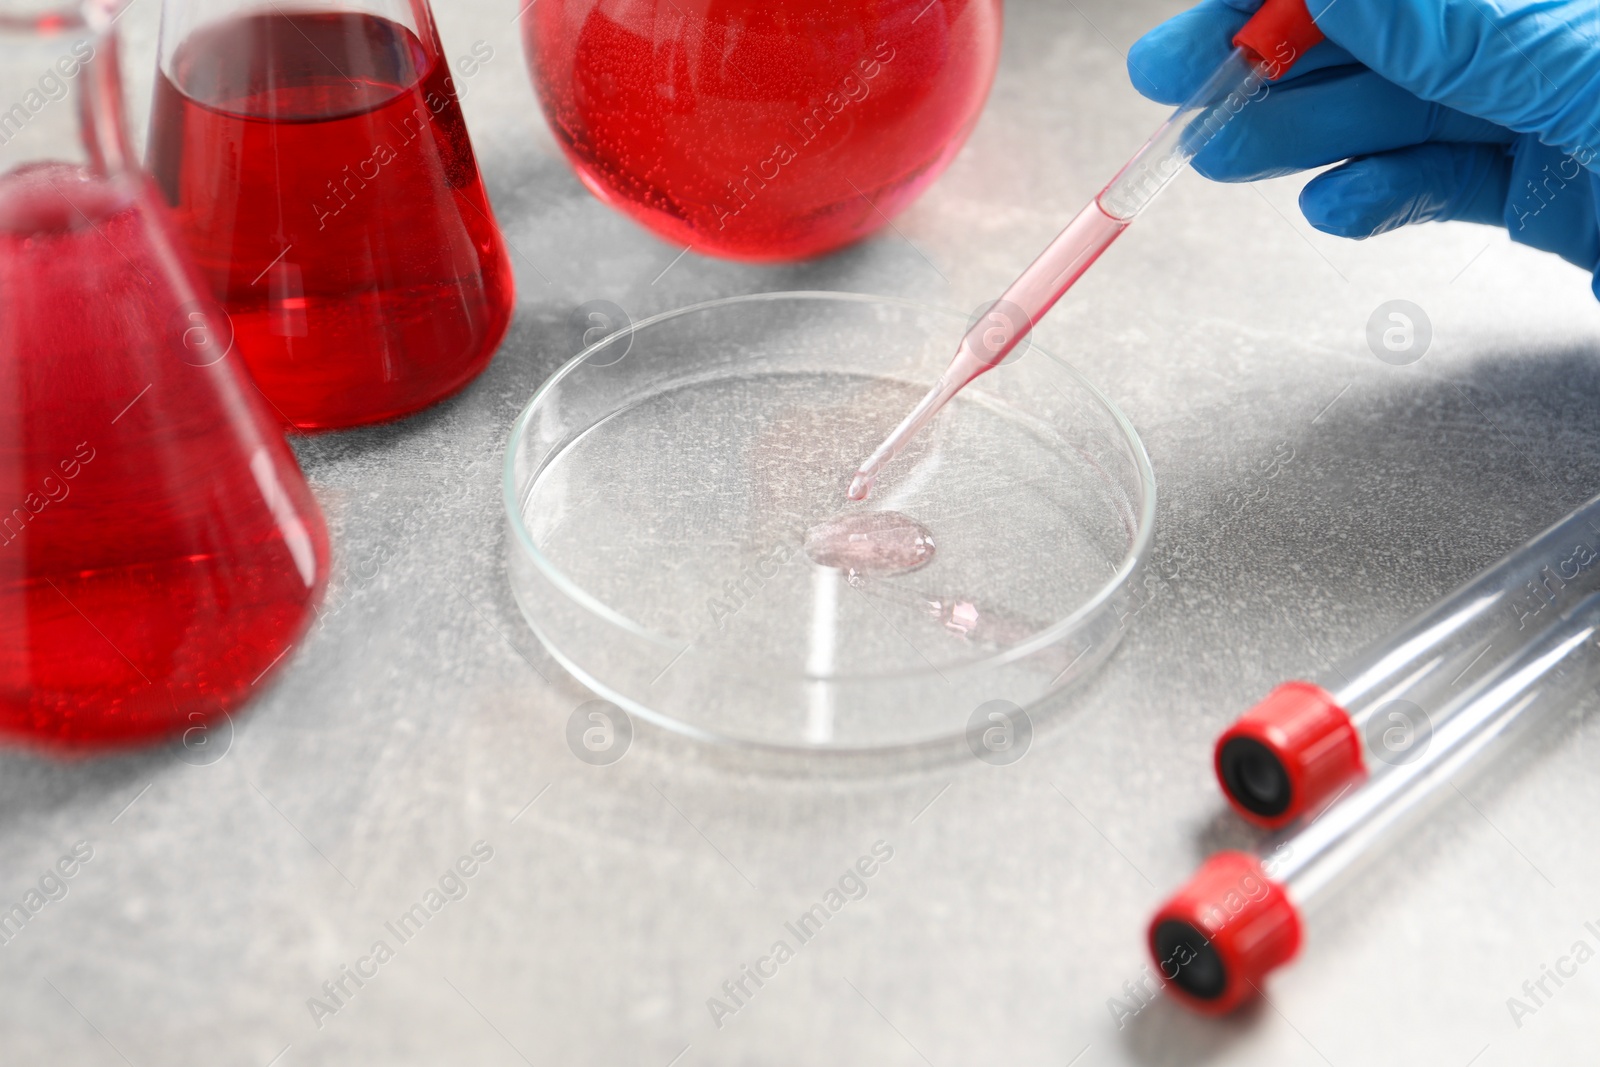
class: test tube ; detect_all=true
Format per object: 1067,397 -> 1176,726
1216,494 -> 1600,828
1151,589 -> 1600,1014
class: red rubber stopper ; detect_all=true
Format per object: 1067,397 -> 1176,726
1232,0 -> 1324,78
1148,851 -> 1304,1015
1216,681 -> 1365,829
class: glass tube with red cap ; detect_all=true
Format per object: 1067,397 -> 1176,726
1217,494 -> 1600,829
1152,588 -> 1600,1014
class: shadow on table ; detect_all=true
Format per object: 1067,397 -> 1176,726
1119,994 -> 1272,1066
0,745 -> 170,825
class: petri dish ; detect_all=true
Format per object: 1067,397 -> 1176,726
504,292 -> 1155,753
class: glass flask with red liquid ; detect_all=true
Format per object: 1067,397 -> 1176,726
0,0 -> 330,749
148,0 -> 515,430
524,0 -> 1003,262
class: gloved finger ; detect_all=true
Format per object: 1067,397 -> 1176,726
1298,143 -> 1511,238
1128,0 -> 1356,106
1310,0 -> 1600,166
1501,138 -> 1600,270
1189,66 -> 1515,182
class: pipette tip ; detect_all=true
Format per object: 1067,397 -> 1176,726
846,471 -> 874,501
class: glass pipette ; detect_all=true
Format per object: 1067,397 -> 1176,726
1217,492 -> 1600,828
1150,588 -> 1600,1014
846,0 -> 1325,501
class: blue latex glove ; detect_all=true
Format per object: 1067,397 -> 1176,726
1128,0 -> 1600,296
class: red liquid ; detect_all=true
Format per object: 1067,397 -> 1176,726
526,0 -> 1002,261
0,164 -> 329,749
148,11 -> 514,431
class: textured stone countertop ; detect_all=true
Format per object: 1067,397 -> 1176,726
8,1 -> 1600,1064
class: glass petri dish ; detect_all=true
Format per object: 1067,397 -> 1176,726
504,292 -> 1155,753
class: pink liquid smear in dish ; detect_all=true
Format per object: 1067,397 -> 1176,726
0,165 -> 329,748
849,199 -> 1129,501
803,511 -> 936,579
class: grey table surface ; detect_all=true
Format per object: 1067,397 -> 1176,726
10,0 -> 1600,1064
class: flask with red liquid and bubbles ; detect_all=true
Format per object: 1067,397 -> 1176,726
524,0 -> 1003,261
0,0 -> 329,748
148,0 -> 515,430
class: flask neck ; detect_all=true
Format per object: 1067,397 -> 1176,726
0,2 -> 133,180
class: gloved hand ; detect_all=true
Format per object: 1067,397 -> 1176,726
1127,0 -> 1600,296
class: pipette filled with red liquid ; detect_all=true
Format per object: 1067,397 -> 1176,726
0,0 -> 329,748
147,0 -> 514,431
847,0 -> 1324,501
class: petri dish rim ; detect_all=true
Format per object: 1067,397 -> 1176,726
502,289 -> 1157,684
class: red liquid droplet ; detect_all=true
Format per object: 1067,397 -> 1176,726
0,165 -> 329,749
525,0 -> 1002,261
148,11 -> 514,431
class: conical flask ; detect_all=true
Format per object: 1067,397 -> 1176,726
147,0 -> 516,430
0,0 -> 330,748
